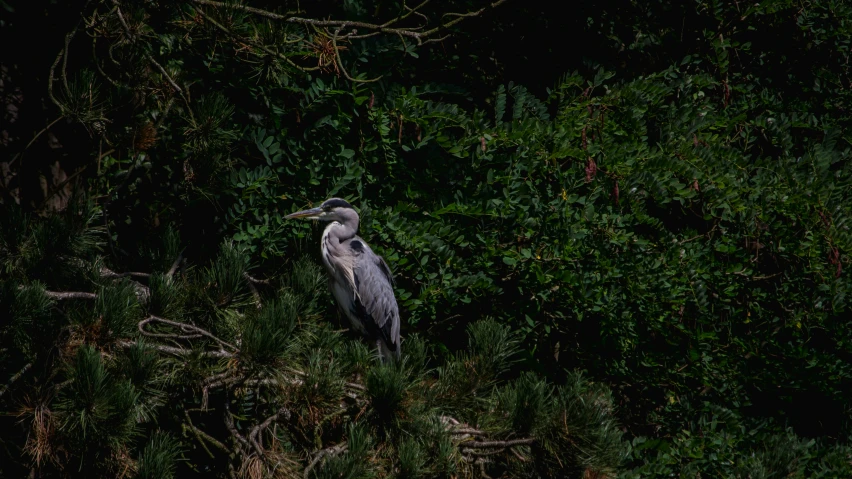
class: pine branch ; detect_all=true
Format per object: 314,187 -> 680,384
121,316 -> 552,475
303,442 -> 347,479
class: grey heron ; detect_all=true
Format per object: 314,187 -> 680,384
285,198 -> 401,361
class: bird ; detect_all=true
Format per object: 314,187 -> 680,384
285,198 -> 401,361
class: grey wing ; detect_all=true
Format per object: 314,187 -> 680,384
350,242 -> 401,355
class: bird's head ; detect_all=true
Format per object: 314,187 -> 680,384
285,198 -> 358,224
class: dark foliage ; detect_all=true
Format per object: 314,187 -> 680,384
1,0 -> 851,477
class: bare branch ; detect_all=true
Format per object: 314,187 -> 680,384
462,438 -> 535,448
245,276 -> 263,309
243,272 -> 270,284
196,10 -> 320,73
142,315 -> 238,351
0,362 -> 32,398
184,409 -> 231,457
248,406 -> 292,456
191,0 -> 510,45
419,0 -> 510,40
224,400 -> 251,449
332,25 -> 383,84
118,340 -> 234,359
44,291 -> 98,300
99,267 -> 151,280
111,2 -> 134,41
167,249 -> 185,277
149,57 -> 183,93
139,316 -> 202,340
192,0 -> 298,20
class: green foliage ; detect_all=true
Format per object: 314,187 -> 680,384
136,432 -> 181,479
494,372 -> 552,436
397,437 -> 427,479
240,293 -> 300,366
2,0 -> 852,476
5,282 -> 56,357
313,424 -> 375,479
94,279 -> 142,340
365,361 -> 411,426
204,242 -> 248,306
147,273 -> 181,318
56,346 -> 138,452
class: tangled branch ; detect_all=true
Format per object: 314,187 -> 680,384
191,0 -> 509,45
188,0 -> 510,81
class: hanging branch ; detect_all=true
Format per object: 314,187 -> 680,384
191,0 -> 511,45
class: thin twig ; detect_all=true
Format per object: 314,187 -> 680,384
61,25 -> 80,96
111,2 -> 134,41
167,249 -> 185,277
142,316 -> 238,351
332,25 -> 383,83
24,117 -> 65,151
196,10 -> 320,73
48,50 -> 65,111
149,57 -> 183,93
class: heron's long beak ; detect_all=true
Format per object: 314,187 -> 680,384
285,207 -> 323,219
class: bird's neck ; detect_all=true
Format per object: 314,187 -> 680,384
323,221 -> 357,243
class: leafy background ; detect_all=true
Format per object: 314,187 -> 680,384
1,0 -> 852,477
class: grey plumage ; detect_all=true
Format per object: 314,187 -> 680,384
286,198 -> 401,360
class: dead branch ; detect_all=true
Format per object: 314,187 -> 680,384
184,409 -> 231,457
248,406 -> 292,455
463,438 -> 535,448
118,340 -> 233,359
141,316 -> 238,351
167,249 -> 185,277
0,362 -> 32,398
243,272 -> 271,284
44,291 -> 98,300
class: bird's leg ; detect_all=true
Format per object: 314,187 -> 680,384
376,339 -> 385,362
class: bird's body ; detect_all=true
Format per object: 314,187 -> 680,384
286,198 -> 401,360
